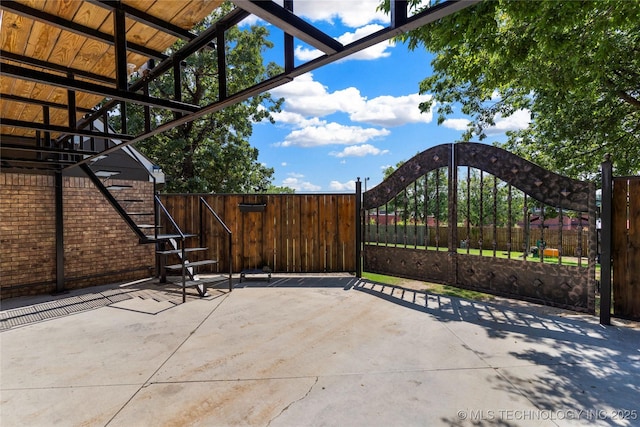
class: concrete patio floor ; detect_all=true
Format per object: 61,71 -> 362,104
1,275 -> 639,427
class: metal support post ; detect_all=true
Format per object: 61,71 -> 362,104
600,155 -> 613,325
54,171 -> 66,294
355,177 -> 362,278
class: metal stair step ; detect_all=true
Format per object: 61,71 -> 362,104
154,233 -> 198,239
106,184 -> 133,190
94,170 -> 121,178
165,260 -> 218,270
179,276 -> 228,288
142,233 -> 198,243
126,212 -> 153,216
121,199 -> 145,203
137,224 -> 161,229
156,247 -> 208,255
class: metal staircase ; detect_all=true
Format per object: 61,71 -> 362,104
80,150 -> 232,303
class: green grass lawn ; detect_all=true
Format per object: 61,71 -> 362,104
361,271 -> 605,316
361,272 -> 494,301
367,243 -> 599,271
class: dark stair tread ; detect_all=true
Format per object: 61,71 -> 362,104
142,233 -> 198,242
177,276 -> 228,288
94,170 -> 121,178
126,212 -> 154,216
121,199 -> 145,203
137,224 -> 161,229
155,233 -> 198,239
165,260 -> 218,270
157,247 -> 208,255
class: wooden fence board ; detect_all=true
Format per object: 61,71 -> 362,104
318,195 -> 334,271
299,195 -> 315,271
262,195 -> 277,271
613,178 -> 640,319
159,194 -> 356,274
612,179 -> 627,317
629,179 -> 640,318
284,195 -> 299,272
338,195 -> 356,271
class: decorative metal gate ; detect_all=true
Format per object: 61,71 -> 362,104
362,143 -> 597,313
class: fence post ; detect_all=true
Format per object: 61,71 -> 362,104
355,177 -> 362,278
54,171 -> 66,294
448,143 -> 458,284
600,154 -> 612,325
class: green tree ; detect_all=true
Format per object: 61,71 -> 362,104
382,161 -> 449,224
265,184 -> 296,194
457,168 -> 524,227
383,0 -> 640,178
121,3 -> 284,193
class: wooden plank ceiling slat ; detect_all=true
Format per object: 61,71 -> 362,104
1,0 -> 224,143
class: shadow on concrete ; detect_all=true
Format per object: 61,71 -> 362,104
0,277 -> 230,330
234,275 -> 360,290
353,279 -> 640,426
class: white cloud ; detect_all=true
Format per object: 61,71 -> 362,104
271,73 -> 432,128
279,122 -> 390,147
350,93 -> 433,127
271,110 -> 325,127
282,173 -> 322,192
442,118 -> 470,131
484,109 -> 531,135
329,180 -> 357,191
290,1 -> 389,28
329,144 -> 389,158
294,25 -> 393,62
294,45 -> 324,62
241,1 -> 389,30
270,74 -> 364,117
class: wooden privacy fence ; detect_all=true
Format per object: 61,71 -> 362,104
159,193 -> 357,274
365,225 -> 589,256
612,177 -> 640,320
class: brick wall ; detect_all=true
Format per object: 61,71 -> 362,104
0,172 -> 155,299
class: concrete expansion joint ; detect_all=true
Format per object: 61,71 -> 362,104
266,376 -> 319,426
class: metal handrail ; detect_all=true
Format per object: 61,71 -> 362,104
199,197 -> 233,291
155,195 -> 185,240
121,145 -> 159,240
156,195 -> 188,301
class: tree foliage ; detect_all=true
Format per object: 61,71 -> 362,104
382,160 -> 449,224
121,3 -> 284,193
383,0 -> 640,178
381,161 -> 526,227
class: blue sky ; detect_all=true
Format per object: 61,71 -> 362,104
242,1 -> 530,192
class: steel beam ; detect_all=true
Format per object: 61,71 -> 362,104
2,119 -> 132,141
217,30 -> 227,100
69,7 -> 250,137
90,0 -> 214,48
0,92 -> 93,113
113,2 -> 129,92
0,1 -> 167,60
391,0 -> 408,27
0,50 -> 116,86
66,0 -> 479,170
1,157 -> 74,166
232,0 -> 343,54
283,0 -> 294,72
1,144 -> 99,156
1,63 -> 200,114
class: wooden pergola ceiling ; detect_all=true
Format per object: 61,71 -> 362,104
0,0 -> 478,172
1,0 -> 223,139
